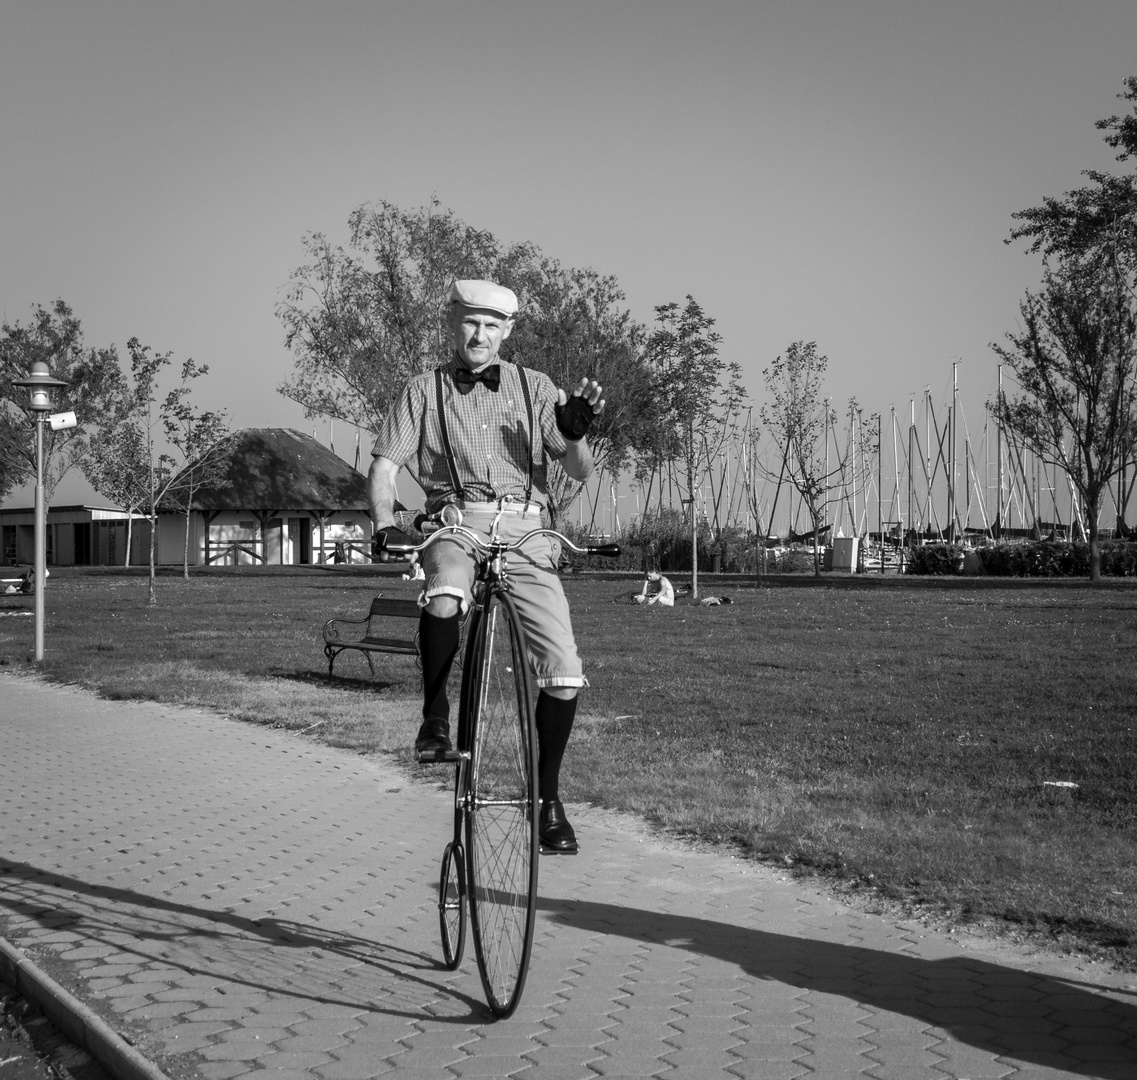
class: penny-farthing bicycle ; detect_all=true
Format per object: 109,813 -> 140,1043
382,517 -> 618,1018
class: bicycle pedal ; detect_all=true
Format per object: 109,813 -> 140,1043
415,748 -> 461,765
539,844 -> 579,856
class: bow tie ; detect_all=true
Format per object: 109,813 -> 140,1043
454,365 -> 500,391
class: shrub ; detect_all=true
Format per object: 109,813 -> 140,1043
976,543 -> 1032,577
557,519 -> 641,572
621,508 -> 730,573
1101,541 -> 1137,576
904,544 -> 964,575
771,546 -> 818,574
713,525 -> 763,574
944,540 -> 1137,578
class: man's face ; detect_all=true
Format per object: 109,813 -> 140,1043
449,305 -> 513,370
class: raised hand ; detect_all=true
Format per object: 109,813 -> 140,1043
555,378 -> 606,441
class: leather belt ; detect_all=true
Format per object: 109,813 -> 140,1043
454,499 -> 543,516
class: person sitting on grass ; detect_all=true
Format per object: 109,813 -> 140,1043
634,570 -> 674,607
18,567 -> 44,594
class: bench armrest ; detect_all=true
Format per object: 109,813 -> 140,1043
322,615 -> 369,644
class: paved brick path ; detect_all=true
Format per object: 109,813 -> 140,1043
1,673 -> 1135,1079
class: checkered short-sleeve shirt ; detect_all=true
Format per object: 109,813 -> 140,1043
372,358 -> 569,510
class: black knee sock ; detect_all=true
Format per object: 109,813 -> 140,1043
419,610 -> 460,722
535,692 -> 577,803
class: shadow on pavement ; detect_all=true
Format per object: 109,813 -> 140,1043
540,896 -> 1137,1079
4,853 -> 1136,1063
0,857 -> 487,1023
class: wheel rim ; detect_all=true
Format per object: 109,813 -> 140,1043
466,593 -> 538,1017
439,841 -> 465,970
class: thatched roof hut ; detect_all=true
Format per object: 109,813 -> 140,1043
163,427 -> 403,566
180,427 -> 369,511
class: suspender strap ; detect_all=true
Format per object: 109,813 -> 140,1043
434,367 -> 466,500
515,364 -> 543,504
435,362 -> 545,507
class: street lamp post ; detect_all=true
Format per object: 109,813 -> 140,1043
11,360 -> 71,661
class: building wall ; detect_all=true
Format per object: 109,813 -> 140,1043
1,508 -> 371,567
195,511 -> 369,566
0,509 -> 147,567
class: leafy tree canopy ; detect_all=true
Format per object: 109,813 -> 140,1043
276,199 -> 657,511
992,260 -> 1137,577
641,296 -> 745,502
998,76 -> 1137,578
1009,76 -> 1137,290
0,300 -> 125,504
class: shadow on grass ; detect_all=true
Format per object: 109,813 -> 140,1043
266,668 -> 403,694
540,895 -> 1136,1077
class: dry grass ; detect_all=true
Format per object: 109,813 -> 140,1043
2,565 -> 1135,967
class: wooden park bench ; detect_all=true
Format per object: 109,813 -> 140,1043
322,594 -> 421,681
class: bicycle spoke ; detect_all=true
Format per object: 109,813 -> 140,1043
466,592 -> 538,1017
438,841 -> 466,970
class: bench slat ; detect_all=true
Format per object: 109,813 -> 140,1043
358,636 -> 418,651
368,598 -> 420,618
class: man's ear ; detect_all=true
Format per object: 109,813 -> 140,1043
501,317 -> 514,341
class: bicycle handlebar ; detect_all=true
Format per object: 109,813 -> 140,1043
378,521 -> 620,561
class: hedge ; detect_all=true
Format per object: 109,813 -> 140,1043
904,540 -> 1137,577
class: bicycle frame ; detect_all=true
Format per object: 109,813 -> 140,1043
383,515 -> 619,1017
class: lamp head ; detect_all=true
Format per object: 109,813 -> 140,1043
11,360 -> 69,413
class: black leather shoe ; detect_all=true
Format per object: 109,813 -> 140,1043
539,799 -> 578,855
415,716 -> 452,762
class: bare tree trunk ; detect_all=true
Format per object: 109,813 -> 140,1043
148,510 -> 157,606
691,501 -> 699,600
809,498 -> 822,578
183,504 -> 191,580
1087,494 -> 1102,582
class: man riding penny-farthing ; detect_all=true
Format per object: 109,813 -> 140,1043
367,278 -> 606,857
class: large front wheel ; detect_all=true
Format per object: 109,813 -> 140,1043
463,589 -> 538,1019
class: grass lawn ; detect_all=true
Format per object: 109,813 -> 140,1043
2,565 -> 1135,969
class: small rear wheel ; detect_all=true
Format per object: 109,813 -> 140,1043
438,841 -> 466,969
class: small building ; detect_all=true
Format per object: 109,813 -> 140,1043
1,428 -> 399,568
1,504 -> 148,567
163,427 -> 388,566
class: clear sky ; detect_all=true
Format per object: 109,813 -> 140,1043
4,0 -> 1137,507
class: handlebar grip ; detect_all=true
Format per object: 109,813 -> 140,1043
587,544 -> 621,559
374,529 -> 412,560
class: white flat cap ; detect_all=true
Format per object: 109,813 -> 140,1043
448,279 -> 518,317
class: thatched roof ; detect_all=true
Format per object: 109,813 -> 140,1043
174,427 -> 377,512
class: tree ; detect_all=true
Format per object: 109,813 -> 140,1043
160,359 -> 233,579
644,297 -> 745,595
1009,76 -> 1137,299
84,424 -> 150,565
0,300 -> 124,504
85,339 -> 228,603
0,417 -> 24,505
500,260 -> 654,516
1005,75 -> 1137,551
992,260 -> 1137,581
277,199 -> 520,433
277,198 -> 658,521
760,342 -> 850,577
